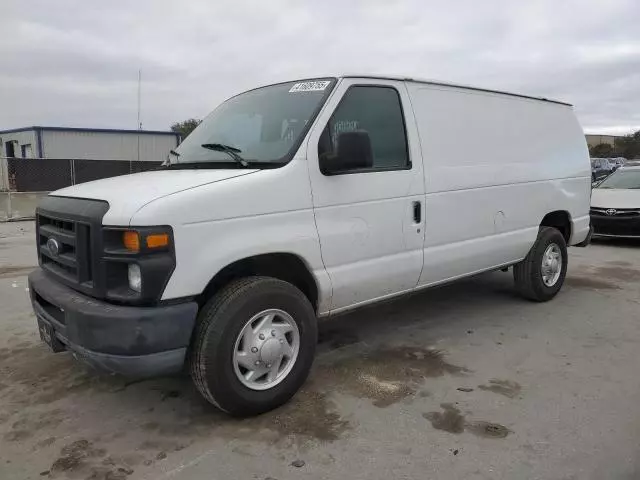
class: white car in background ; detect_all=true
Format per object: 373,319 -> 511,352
590,165 -> 640,238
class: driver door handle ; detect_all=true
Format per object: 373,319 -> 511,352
413,201 -> 421,224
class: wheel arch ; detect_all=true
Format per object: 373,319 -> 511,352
198,252 -> 320,313
540,210 -> 572,244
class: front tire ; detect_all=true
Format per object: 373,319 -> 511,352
513,227 -> 568,302
190,276 -> 317,416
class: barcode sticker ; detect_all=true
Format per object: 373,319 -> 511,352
289,81 -> 331,93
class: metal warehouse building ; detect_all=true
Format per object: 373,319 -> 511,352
0,126 -> 180,161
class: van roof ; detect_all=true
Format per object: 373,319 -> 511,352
340,74 -> 572,107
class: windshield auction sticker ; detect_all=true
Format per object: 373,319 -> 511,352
289,81 -> 331,93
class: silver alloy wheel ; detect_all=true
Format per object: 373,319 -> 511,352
232,309 -> 300,391
541,243 -> 562,287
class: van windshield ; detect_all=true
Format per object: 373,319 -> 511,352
170,79 -> 336,167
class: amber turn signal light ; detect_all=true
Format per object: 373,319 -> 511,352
123,231 -> 140,252
146,233 -> 170,249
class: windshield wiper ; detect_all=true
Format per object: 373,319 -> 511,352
201,143 -> 249,167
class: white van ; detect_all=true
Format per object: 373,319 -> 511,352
28,75 -> 591,416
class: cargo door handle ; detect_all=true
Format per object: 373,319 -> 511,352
413,201 -> 421,224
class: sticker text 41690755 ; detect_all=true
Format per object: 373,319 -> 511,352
289,81 -> 331,93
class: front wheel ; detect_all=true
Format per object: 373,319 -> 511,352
190,276 -> 317,416
513,227 -> 568,302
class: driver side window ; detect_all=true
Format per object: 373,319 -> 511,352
318,86 -> 410,175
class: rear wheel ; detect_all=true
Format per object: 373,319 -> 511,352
513,227 -> 567,302
190,276 -> 317,416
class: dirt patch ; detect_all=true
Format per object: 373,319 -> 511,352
48,439 -> 137,479
592,266 -> 640,283
4,409 -> 65,442
478,379 -> 521,398
607,260 -> 632,267
565,276 -> 620,291
566,265 -> 640,290
35,436 -> 57,448
0,342 -> 125,408
0,265 -> 35,278
315,346 -> 468,407
423,404 -> 511,438
50,439 -> 106,473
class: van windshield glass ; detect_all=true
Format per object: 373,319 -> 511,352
597,169 -> 640,189
171,79 -> 335,167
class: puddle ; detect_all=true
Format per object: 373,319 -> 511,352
478,379 -> 521,398
318,326 -> 360,350
423,403 -> 511,438
422,403 -> 465,433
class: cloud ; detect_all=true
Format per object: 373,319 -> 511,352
1,0 -> 639,134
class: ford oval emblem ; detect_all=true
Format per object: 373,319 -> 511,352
47,237 -> 61,257
605,208 -> 617,216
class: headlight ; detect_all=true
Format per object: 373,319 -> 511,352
103,225 -> 175,304
128,264 -> 142,292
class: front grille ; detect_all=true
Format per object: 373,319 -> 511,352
590,207 -> 640,218
38,213 -> 93,286
591,208 -> 640,237
592,221 -> 640,236
35,196 -> 109,299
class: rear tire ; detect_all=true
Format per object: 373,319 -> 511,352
513,227 -> 568,302
190,276 -> 317,416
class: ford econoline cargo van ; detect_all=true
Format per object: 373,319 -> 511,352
28,76 -> 591,416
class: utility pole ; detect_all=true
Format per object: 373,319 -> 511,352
135,69 -> 142,171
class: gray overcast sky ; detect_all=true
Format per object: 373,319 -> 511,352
1,0 -> 639,134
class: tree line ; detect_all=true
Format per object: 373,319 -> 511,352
590,129 -> 640,159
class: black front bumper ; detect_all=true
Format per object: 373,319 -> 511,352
28,268 -> 198,377
591,214 -> 640,238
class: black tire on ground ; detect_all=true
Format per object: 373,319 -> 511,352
190,276 -> 317,417
513,227 -> 568,302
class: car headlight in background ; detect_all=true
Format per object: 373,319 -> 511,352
128,264 -> 142,292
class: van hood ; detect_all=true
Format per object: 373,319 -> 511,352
50,168 -> 258,225
591,188 -> 640,209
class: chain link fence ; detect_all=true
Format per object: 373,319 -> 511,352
1,157 -> 160,221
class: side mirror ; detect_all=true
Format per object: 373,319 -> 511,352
320,130 -> 373,175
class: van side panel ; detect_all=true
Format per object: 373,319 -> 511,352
405,83 -> 590,286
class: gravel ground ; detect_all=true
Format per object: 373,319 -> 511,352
1,221 -> 640,480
